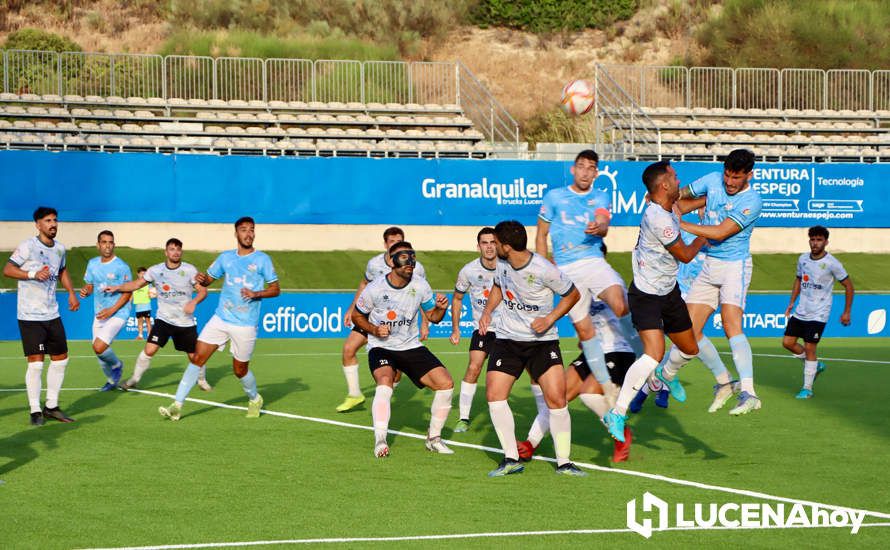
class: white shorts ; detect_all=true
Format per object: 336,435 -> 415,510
685,256 -> 753,310
92,316 -> 126,345
198,314 -> 257,362
560,257 -> 627,324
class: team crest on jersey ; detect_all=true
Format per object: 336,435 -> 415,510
525,274 -> 536,285
820,264 -> 827,270
106,273 -> 116,279
382,294 -> 390,301
724,203 -> 734,211
409,288 -> 416,297
247,264 -> 257,272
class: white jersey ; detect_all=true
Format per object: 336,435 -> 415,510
143,262 -> 199,327
454,258 -> 502,330
493,253 -> 575,342
364,253 -> 426,282
589,298 -> 634,354
356,274 -> 435,351
633,203 -> 681,296
793,252 -> 848,323
9,237 -> 67,321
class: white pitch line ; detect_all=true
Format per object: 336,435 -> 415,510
78,521 -> 890,550
129,388 -> 890,521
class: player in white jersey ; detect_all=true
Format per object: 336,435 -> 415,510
537,149 -> 643,407
79,230 -> 133,391
105,238 -> 209,390
449,227 -> 500,433
158,217 -> 280,421
660,149 -> 765,416
3,206 -> 80,425
782,226 -> 853,399
604,161 -> 707,447
352,241 -> 453,457
338,226 -> 428,412
478,220 -> 585,477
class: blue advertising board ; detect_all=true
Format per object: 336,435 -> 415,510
1,150 -> 887,227
0,291 -> 886,342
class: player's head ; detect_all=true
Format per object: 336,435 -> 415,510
234,216 -> 255,249
477,227 -> 497,261
722,149 -> 755,195
97,230 -> 115,258
600,242 -> 608,257
137,266 -> 147,276
165,237 -> 183,263
808,225 -> 829,255
382,226 -> 405,250
570,149 -> 599,191
32,206 -> 58,239
388,240 -> 416,278
642,160 -> 679,201
493,220 -> 527,260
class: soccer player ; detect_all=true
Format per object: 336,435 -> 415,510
158,217 -> 280,421
352,241 -> 453,457
79,230 -> 133,391
479,220 -> 585,477
132,267 -> 152,340
659,149 -> 764,416
604,161 -> 707,444
338,226 -> 428,412
782,225 -> 853,398
3,206 -> 79,425
449,227 -> 500,433
105,238 -> 210,391
537,149 -> 642,406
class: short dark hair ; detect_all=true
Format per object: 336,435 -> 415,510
477,227 -> 495,243
642,160 -> 672,193
388,240 -> 413,255
383,226 -> 404,241
33,206 -> 57,221
166,237 -> 183,248
574,149 -> 599,165
808,225 -> 829,239
600,243 -> 608,257
234,216 -> 255,228
724,149 -> 755,173
494,220 -> 527,252
137,266 -> 147,273
97,230 -> 114,241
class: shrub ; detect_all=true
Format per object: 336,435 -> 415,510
470,0 -> 637,33
2,28 -> 82,53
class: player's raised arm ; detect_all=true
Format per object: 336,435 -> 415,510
195,271 -> 216,287
184,281 -> 209,315
680,217 -> 742,242
666,235 -> 708,264
242,280 -> 280,300
675,186 -> 707,214
422,293 -> 449,324
105,275 -> 149,294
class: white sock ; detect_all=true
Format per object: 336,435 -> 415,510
549,406 -> 572,467
527,384 -> 550,447
131,351 -> 152,383
615,354 -> 659,416
488,400 -> 518,460
45,358 -> 68,409
579,393 -> 608,421
372,385 -> 393,442
458,381 -> 477,420
343,364 -> 361,397
662,346 -> 695,380
793,352 -> 806,360
740,378 -> 756,395
428,389 -> 453,439
803,360 -> 818,390
198,365 -> 207,382
26,361 -> 43,413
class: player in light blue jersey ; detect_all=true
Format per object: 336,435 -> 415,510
660,149 -> 764,416
4,206 -> 80,425
79,230 -> 133,391
159,217 -> 280,421
536,149 -> 642,409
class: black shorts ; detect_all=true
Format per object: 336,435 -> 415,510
784,316 -> 826,344
351,324 -> 368,337
368,346 -> 443,388
571,351 -> 636,386
487,338 -> 563,381
148,319 -> 198,353
19,318 -> 68,356
628,282 -> 692,334
135,310 -> 152,319
469,330 -> 496,354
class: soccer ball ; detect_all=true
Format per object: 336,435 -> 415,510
560,79 -> 594,115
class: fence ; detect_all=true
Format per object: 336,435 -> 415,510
0,49 -> 518,147
600,64 -> 890,111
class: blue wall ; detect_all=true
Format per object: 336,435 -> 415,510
1,150 -> 887,227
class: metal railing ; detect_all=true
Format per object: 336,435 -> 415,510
600,64 -> 890,111
0,49 -> 519,149
593,64 -> 662,160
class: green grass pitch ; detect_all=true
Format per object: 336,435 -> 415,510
1,336 -> 889,548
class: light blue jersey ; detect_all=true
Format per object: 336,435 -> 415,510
689,172 -> 762,261
539,185 -> 611,265
207,249 -> 278,327
677,228 -> 705,296
84,256 -> 133,321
